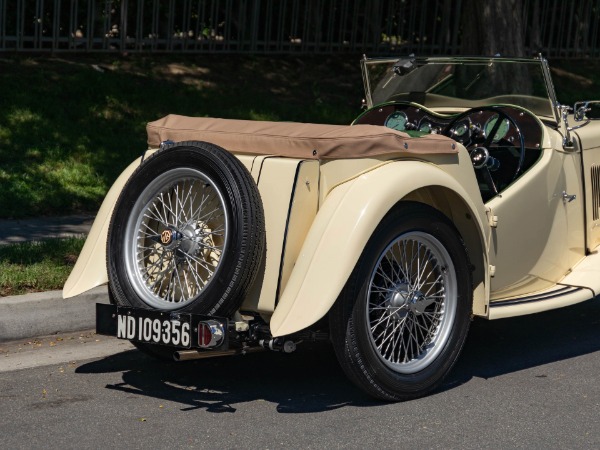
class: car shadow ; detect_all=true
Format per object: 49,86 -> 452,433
76,341 -> 378,413
445,298 -> 600,389
77,299 -> 600,411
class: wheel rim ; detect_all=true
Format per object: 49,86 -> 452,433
124,168 -> 229,310
365,231 -> 457,374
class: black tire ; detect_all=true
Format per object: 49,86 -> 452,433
107,141 -> 265,320
330,202 -> 472,401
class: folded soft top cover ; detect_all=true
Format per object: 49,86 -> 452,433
147,115 -> 457,160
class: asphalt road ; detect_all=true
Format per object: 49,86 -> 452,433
2,300 -> 600,449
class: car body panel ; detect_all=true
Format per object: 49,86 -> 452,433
270,154 -> 490,336
278,160 -> 320,299
244,156 -> 306,315
63,156 -> 145,298
64,145 -> 492,332
574,123 -> 600,251
487,133 -> 586,300
488,248 -> 600,319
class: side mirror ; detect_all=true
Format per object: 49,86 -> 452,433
574,100 -> 600,121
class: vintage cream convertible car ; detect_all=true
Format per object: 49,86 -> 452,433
64,56 -> 600,401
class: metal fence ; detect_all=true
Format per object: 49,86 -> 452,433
1,0 -> 599,57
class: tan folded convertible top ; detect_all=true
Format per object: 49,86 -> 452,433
147,115 -> 457,160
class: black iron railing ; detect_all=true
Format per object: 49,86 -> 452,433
0,0 -> 599,57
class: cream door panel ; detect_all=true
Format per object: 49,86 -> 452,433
489,148 -> 584,299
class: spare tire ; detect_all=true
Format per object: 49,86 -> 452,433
107,141 -> 265,318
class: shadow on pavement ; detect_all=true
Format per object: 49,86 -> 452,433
77,298 -> 600,410
446,298 -> 600,388
77,341 -> 378,413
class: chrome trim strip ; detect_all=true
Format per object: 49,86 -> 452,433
490,285 -> 582,307
539,55 -> 561,124
361,54 -> 373,109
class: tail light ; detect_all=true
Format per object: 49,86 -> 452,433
198,320 -> 225,348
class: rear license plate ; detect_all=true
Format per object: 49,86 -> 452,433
116,307 -> 192,348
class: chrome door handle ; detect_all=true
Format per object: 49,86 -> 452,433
562,191 -> 577,203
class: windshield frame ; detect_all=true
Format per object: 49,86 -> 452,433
360,55 -> 560,123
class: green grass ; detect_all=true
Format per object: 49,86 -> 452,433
0,237 -> 85,296
0,54 -> 599,220
0,54 -> 363,219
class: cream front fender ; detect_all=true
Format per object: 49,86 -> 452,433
269,160 -> 487,337
62,156 -> 144,298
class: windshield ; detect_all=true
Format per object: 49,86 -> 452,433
362,57 -> 557,120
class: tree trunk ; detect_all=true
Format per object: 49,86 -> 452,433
461,0 -> 526,57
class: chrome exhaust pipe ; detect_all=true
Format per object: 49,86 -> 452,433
173,346 -> 264,361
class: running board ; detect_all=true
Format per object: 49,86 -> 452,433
489,249 -> 600,319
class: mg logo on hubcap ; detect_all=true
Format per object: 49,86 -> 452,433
160,229 -> 173,245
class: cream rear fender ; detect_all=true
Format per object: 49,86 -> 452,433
270,160 -> 490,337
62,156 -> 145,298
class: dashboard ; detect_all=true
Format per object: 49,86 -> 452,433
354,102 -> 545,201
354,103 -> 543,147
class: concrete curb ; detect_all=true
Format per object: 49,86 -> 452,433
0,286 -> 109,342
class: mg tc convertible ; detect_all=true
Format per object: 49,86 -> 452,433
64,56 -> 600,401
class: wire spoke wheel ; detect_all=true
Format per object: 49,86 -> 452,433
125,168 -> 229,310
108,142 -> 265,324
330,203 -> 471,401
366,232 -> 456,374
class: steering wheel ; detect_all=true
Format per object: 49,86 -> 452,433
443,107 -> 525,198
